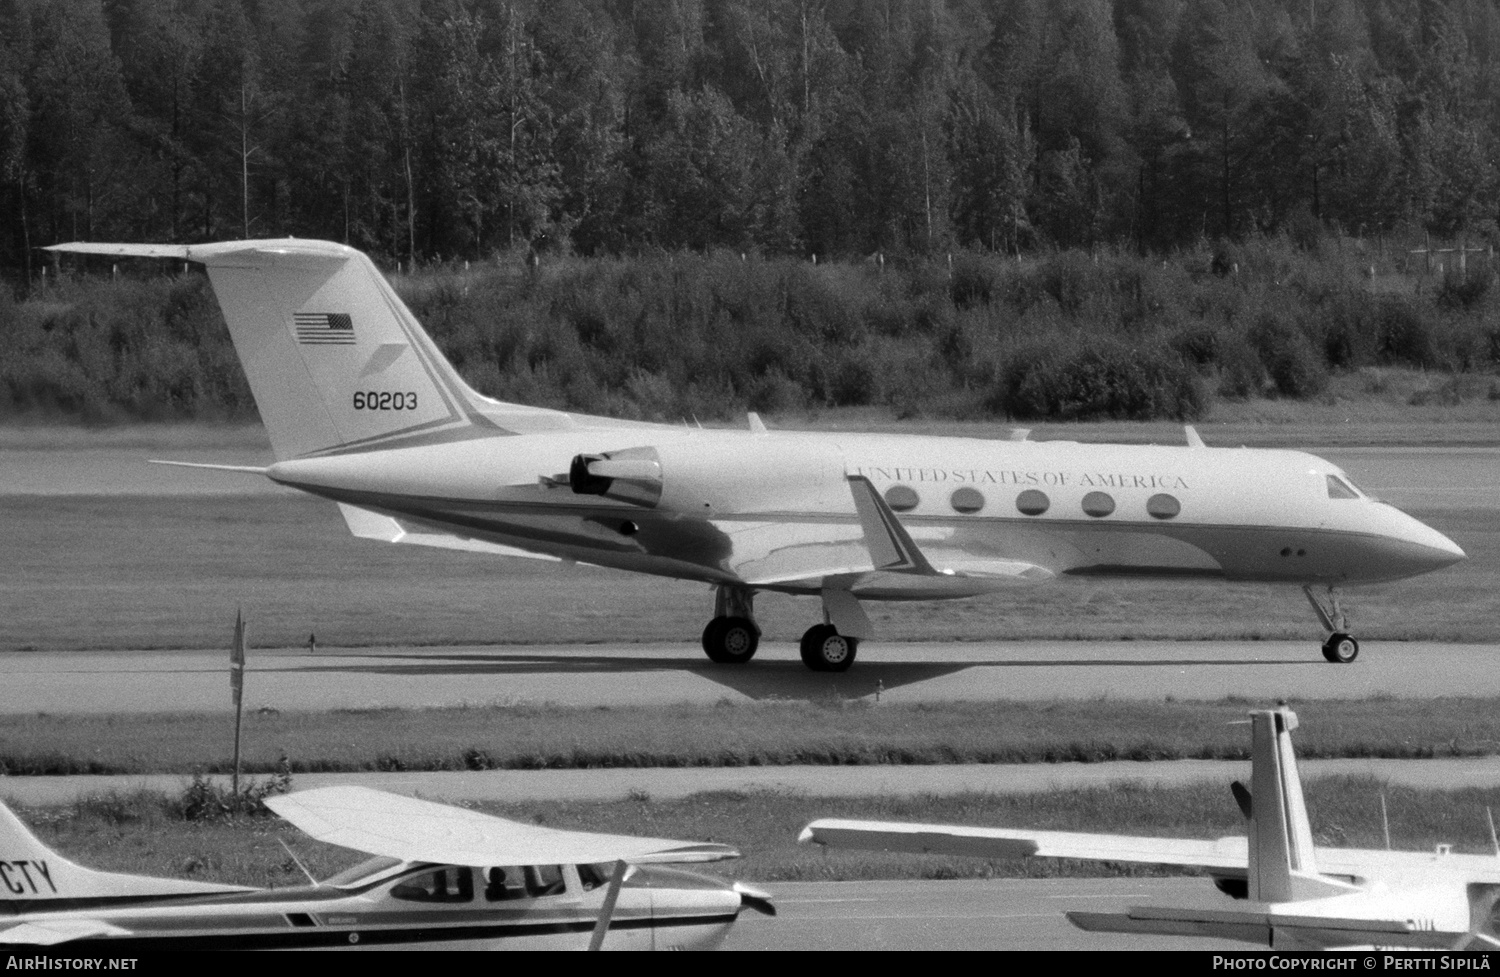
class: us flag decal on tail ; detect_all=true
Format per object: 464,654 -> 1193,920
294,312 -> 356,345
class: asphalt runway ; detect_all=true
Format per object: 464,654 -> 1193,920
2,639 -> 1496,713
721,878 -> 1242,951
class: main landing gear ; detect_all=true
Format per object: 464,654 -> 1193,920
1304,585 -> 1359,663
699,585 -> 864,672
701,586 -> 760,664
799,624 -> 857,673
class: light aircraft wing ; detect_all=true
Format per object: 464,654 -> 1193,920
1067,902 -> 1428,945
0,920 -> 131,945
267,787 -> 739,866
799,818 -> 1248,871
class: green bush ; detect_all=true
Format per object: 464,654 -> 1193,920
994,339 -> 1204,421
1248,314 -> 1328,399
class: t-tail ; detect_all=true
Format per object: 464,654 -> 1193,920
1241,707 -> 1358,903
0,798 -> 249,914
45,240 -> 576,460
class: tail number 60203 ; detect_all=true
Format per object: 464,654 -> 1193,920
353,392 -> 418,410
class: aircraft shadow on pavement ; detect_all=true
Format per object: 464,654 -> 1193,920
266,652 -> 972,700
258,649 -> 1321,701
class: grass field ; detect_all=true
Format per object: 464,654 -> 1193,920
16,777 -> 1500,888
5,698 -> 1500,775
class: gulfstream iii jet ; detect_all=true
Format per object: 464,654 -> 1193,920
801,707 -> 1500,950
48,240 -> 1465,672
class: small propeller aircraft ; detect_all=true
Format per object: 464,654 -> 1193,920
800,707 -> 1500,950
46,240 -> 1465,671
0,785 -> 772,950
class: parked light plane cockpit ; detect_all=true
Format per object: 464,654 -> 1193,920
800,707 -> 1500,950
47,240 -> 1466,672
0,786 -> 772,950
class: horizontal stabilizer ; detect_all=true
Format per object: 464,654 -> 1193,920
337,504 -> 562,562
0,920 -> 131,945
267,786 -> 741,866
1068,910 -> 1270,945
149,459 -> 269,475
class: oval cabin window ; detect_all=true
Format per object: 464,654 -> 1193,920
950,487 -> 985,514
884,485 -> 920,512
1146,493 -> 1181,519
1015,489 -> 1049,516
1081,491 -> 1115,517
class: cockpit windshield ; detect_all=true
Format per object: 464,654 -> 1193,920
1326,474 -> 1363,500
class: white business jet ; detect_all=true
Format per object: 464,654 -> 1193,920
801,707 -> 1500,950
47,240 -> 1465,671
0,785 -> 771,950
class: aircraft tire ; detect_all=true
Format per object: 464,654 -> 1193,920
704,616 -> 759,664
800,624 -> 856,673
1321,633 -> 1358,663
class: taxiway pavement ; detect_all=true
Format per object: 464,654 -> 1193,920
722,877 -> 1241,951
2,639 -> 1497,713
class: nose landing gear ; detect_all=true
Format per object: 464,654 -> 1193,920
1305,585 -> 1359,663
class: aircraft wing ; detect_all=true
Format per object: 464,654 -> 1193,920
721,475 -> 1051,593
0,920 -> 131,945
1314,847 -> 1500,885
267,787 -> 739,866
1070,893 -> 1481,950
799,818 -> 1247,871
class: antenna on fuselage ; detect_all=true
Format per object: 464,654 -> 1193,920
1184,425 -> 1206,448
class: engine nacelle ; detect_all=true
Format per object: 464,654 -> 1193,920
570,433 -> 847,515
569,447 -> 663,507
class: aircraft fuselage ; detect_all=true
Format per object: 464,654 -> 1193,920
266,427 -> 1465,597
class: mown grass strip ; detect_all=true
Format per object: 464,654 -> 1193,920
20,777 -> 1500,889
6,697 -> 1500,776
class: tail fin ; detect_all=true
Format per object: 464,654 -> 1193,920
0,799 -> 247,902
1243,707 -> 1358,902
46,239 -> 535,460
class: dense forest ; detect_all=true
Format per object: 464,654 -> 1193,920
5,0 -> 1500,278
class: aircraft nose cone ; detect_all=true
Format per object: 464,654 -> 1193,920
1374,504 -> 1466,578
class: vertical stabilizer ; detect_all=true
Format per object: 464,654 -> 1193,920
1245,708 -> 1359,902
46,240 -> 500,460
0,799 -> 247,901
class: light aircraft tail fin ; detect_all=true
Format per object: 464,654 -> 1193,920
0,799 -> 247,907
46,240 -> 570,460
1242,707 -> 1359,902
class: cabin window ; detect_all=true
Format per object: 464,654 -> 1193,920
524,865 -> 568,898
884,485 -> 920,512
1326,475 -> 1360,499
1015,489 -> 1049,516
1146,493 -> 1181,519
949,487 -> 985,514
482,866 -> 527,902
1081,492 -> 1115,517
392,867 -> 474,903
